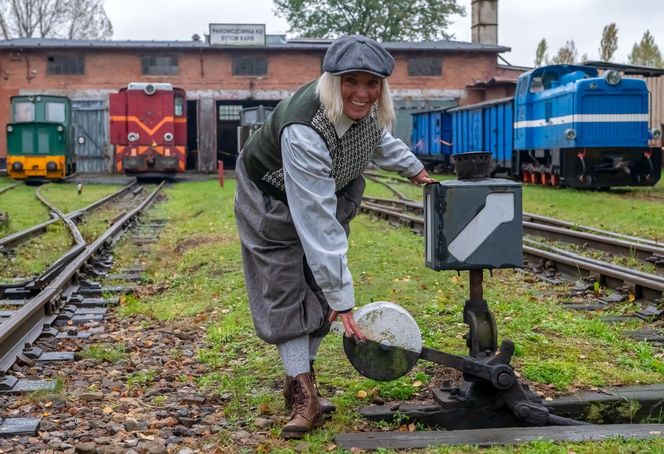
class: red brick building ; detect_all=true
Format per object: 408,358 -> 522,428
0,32 -> 522,172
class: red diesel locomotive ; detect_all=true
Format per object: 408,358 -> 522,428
110,83 -> 187,174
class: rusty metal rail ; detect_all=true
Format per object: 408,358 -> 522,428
362,194 -> 664,268
0,182 -> 137,252
0,183 -> 19,195
0,182 -> 163,374
360,198 -> 664,300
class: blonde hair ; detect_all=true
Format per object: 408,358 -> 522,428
315,72 -> 396,130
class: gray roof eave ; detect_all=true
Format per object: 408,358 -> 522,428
0,37 -> 510,53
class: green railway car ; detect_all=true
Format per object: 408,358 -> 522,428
6,95 -> 75,180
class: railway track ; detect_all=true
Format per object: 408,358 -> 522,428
362,170 -> 664,344
361,195 -> 664,305
0,182 -> 165,436
0,181 -> 138,253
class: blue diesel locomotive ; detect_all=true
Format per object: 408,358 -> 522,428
411,64 -> 662,188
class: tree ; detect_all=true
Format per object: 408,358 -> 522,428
534,38 -> 548,66
273,0 -> 466,41
628,30 -> 663,67
550,40 -> 578,65
0,0 -> 112,40
599,23 -> 618,62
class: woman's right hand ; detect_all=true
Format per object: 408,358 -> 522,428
329,310 -> 366,341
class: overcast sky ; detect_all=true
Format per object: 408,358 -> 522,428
104,0 -> 664,68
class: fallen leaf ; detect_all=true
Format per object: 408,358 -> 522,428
102,406 -> 113,414
413,381 -> 422,387
356,390 -> 368,399
408,423 -> 416,432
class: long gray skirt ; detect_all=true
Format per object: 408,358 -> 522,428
234,156 -> 365,344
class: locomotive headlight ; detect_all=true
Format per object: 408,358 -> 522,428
651,128 -> 662,139
604,69 -> 622,85
128,132 -> 139,142
46,161 -> 57,171
12,161 -> 23,171
565,128 -> 577,140
6,125 -> 13,133
57,125 -> 64,132
144,84 -> 157,95
163,132 -> 174,142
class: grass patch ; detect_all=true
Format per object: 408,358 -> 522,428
80,343 -> 128,363
109,177 -> 664,452
127,369 -> 157,390
28,377 -> 66,403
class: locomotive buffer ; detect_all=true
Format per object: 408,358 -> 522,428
343,152 -> 585,429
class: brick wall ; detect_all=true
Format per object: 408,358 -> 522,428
0,47 -> 506,164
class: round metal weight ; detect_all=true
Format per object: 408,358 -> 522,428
343,301 -> 422,381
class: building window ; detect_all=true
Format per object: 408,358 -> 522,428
141,55 -> 179,75
47,54 -> 85,75
218,105 -> 243,121
232,55 -> 267,76
408,56 -> 441,77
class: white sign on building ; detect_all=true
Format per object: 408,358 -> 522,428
209,24 -> 266,46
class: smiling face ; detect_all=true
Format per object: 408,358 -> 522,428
340,72 -> 382,120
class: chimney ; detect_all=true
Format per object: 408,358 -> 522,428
471,0 -> 498,45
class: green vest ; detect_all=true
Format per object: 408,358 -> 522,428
242,79 -> 382,202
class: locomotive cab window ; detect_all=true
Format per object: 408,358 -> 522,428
45,102 -> 66,123
174,96 -> 184,116
13,102 -> 35,122
529,76 -> 544,93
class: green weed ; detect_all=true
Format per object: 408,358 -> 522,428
126,369 -> 157,390
80,343 -> 128,363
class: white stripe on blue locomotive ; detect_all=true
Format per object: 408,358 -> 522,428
514,113 -> 649,129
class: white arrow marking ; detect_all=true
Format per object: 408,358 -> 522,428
448,192 -> 515,262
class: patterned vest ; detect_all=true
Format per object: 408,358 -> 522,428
242,80 -> 383,201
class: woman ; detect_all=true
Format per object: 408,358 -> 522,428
234,34 -> 435,438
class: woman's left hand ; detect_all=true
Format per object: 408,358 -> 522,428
409,169 -> 437,185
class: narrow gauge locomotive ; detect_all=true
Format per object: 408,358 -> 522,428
6,95 -> 75,181
110,83 -> 187,175
411,64 -> 662,188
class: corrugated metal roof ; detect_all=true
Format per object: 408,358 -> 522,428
0,36 -> 510,53
583,60 -> 664,77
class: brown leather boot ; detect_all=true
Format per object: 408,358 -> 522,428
284,366 -> 336,414
284,375 -> 294,410
310,361 -> 336,414
281,372 -> 322,438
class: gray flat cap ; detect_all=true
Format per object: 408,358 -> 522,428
323,35 -> 395,78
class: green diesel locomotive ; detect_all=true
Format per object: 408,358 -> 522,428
6,95 -> 75,181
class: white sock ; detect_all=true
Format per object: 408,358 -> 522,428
309,336 -> 323,363
277,335 -> 310,377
